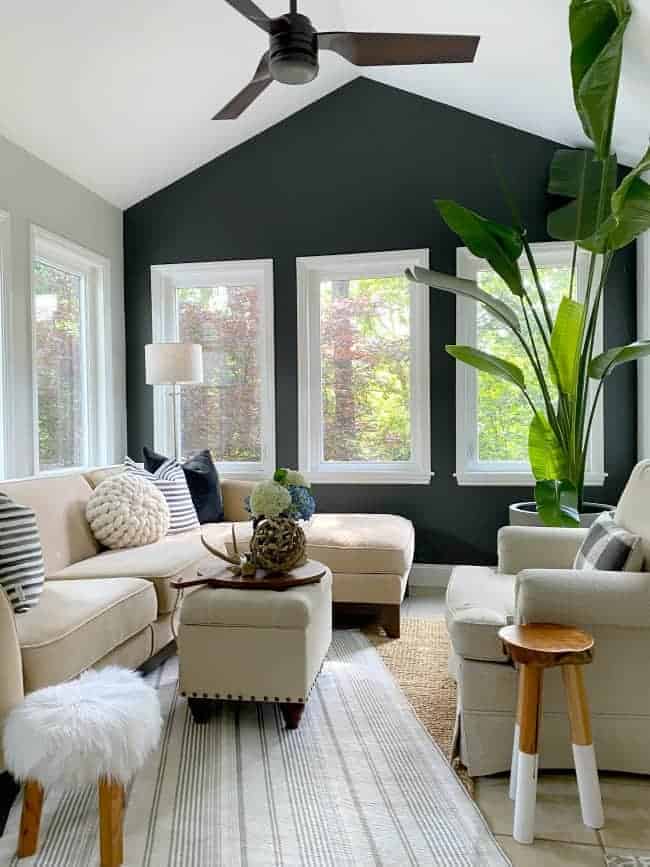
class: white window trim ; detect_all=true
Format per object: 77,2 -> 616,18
0,211 -> 10,479
30,225 -> 112,475
455,240 -> 606,487
150,259 -> 276,480
638,231 -> 650,459
296,249 -> 431,485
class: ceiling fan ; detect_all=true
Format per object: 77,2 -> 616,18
214,0 -> 479,119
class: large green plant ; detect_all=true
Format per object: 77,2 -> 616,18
408,0 -> 650,526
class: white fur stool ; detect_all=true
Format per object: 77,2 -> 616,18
3,667 -> 161,867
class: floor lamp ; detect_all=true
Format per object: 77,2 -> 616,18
145,343 -> 204,460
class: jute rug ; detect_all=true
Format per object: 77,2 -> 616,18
364,617 -> 472,793
0,631 -> 507,867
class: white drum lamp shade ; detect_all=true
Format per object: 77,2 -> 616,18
145,343 -> 203,460
145,343 -> 203,385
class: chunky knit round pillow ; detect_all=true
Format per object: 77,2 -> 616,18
86,474 -> 170,549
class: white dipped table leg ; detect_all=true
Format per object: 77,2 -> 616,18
509,723 -> 519,801
513,751 -> 538,844
510,666 -> 525,801
563,665 -> 604,830
573,744 -> 604,828
512,664 -> 543,845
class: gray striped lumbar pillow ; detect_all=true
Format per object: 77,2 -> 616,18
573,511 -> 643,572
0,493 -> 45,613
125,457 -> 199,534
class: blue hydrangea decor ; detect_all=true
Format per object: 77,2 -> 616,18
245,468 -> 316,524
286,484 -> 316,522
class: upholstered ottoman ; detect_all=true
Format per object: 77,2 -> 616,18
178,563 -> 332,729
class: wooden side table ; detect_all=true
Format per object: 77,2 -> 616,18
498,623 -> 604,845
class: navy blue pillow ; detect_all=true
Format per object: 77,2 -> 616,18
143,447 -> 224,524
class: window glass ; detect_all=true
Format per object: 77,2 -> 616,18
33,260 -> 86,470
319,276 -> 412,463
176,284 -> 262,463
476,266 -> 569,463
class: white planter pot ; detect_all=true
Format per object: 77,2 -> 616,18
509,501 -> 614,529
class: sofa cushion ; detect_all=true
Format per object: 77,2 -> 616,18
15,578 -> 156,692
304,514 -> 414,575
48,523 -> 236,614
446,565 -> 515,663
84,465 -> 124,489
573,511 -> 643,572
144,447 -> 224,525
221,480 -> 255,523
1,475 -> 99,573
0,492 -> 45,612
126,457 -> 199,534
615,459 -> 650,567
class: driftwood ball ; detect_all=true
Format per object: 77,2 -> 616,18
250,517 -> 306,574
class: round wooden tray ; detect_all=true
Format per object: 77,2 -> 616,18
171,560 -> 326,593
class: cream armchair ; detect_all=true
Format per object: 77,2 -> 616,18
446,460 -> 650,777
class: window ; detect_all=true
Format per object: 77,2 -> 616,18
297,250 -> 431,484
455,241 -> 605,485
31,227 -> 110,474
150,260 -> 275,479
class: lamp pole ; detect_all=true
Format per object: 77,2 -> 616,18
171,384 -> 180,461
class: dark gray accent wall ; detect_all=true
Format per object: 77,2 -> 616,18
124,77 -> 637,565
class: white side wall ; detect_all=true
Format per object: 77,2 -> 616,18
0,135 -> 125,477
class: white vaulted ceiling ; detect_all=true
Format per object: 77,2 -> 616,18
0,0 -> 648,209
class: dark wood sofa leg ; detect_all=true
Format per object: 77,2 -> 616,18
381,604 -> 401,639
280,703 -> 305,730
188,698 -> 213,724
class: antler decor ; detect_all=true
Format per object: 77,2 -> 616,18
201,525 -> 257,577
169,483 -> 325,591
170,469 -> 319,593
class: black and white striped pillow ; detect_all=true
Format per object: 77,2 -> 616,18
125,457 -> 199,534
0,493 -> 45,613
573,511 -> 643,572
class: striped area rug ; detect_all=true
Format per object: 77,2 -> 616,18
0,631 -> 509,866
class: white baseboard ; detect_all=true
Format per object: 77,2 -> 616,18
408,563 -> 453,589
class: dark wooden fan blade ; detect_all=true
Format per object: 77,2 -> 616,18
224,0 -> 271,33
318,32 -> 480,65
213,53 -> 272,119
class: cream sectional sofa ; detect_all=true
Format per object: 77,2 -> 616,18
0,465 -> 414,774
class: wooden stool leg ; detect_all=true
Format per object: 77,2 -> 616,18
98,778 -> 124,867
509,666 -> 525,801
513,665 -> 543,845
562,665 -> 604,829
17,780 -> 44,858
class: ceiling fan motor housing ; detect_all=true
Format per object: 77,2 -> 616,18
269,13 -> 318,84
